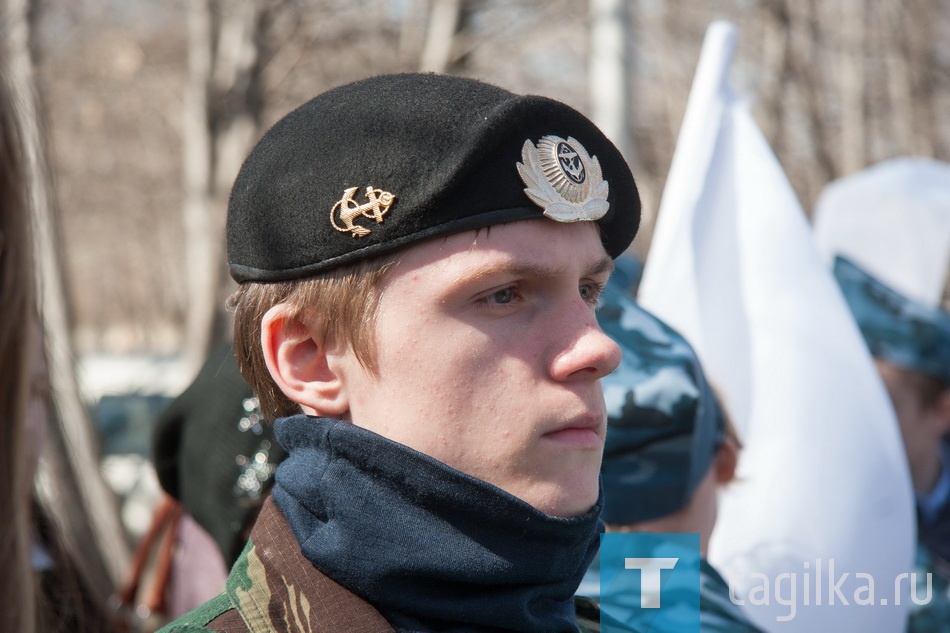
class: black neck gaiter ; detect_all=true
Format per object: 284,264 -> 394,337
272,415 -> 602,633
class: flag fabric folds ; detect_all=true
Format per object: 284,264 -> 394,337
637,20 -> 915,632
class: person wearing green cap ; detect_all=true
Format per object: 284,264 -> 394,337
159,72 -> 642,633
580,277 -> 763,633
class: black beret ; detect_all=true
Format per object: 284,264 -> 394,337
228,72 -> 640,282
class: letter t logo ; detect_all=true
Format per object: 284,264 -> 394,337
624,558 -> 679,608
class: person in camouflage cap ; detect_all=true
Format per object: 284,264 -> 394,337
815,156 -> 950,633
160,72 -> 641,633
576,276 -> 763,632
834,255 -> 950,633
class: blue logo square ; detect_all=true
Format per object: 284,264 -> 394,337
599,532 -> 702,633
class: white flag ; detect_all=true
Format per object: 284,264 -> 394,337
637,20 -> 915,632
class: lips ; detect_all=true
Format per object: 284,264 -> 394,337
541,414 -> 605,448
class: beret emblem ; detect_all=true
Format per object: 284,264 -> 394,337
330,185 -> 396,237
517,135 -> 609,222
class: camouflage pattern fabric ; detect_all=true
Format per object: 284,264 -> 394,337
578,555 -> 760,632
158,497 -> 397,633
919,472 -> 950,570
834,255 -> 950,384
697,559 -> 765,633
596,278 -> 725,525
574,595 -> 643,632
159,497 -> 608,633
907,544 -> 950,633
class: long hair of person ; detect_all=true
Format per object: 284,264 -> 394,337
0,71 -> 38,633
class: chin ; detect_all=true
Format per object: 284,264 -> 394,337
534,481 -> 601,518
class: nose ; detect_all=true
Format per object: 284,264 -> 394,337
548,305 -> 622,382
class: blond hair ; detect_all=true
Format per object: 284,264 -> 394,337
228,253 -> 399,421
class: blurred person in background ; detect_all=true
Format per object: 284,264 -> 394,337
115,341 -> 286,628
815,157 -> 950,632
0,74 -> 122,632
579,278 -> 763,632
833,256 -> 950,632
152,342 -> 285,572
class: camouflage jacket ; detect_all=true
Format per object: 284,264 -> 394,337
159,498 -> 609,633
907,543 -> 950,633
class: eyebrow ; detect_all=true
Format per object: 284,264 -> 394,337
452,254 -> 615,286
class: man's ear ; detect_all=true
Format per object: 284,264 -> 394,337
934,389 -> 950,436
714,436 -> 739,485
261,304 -> 350,417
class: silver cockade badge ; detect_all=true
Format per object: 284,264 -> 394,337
516,135 -> 609,222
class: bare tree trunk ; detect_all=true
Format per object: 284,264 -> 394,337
922,0 -> 949,158
872,1 -> 914,159
590,0 -> 646,257
589,0 -> 632,163
420,0 -> 462,72
755,0 -> 790,145
642,1 -> 686,153
838,0 -> 865,174
182,0 -> 269,377
183,0 -> 216,378
5,0 -> 130,601
399,0 -> 430,62
786,0 -> 837,198
894,0 -> 936,157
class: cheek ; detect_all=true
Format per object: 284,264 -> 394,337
893,396 -> 925,433
449,336 -> 541,405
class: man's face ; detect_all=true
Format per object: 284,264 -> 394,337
336,219 -> 621,518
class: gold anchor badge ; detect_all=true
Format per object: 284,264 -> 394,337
330,186 -> 396,237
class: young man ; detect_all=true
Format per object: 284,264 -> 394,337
160,73 -> 640,632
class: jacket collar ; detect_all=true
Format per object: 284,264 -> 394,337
226,497 -> 395,633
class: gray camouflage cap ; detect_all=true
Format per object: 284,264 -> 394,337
598,279 -> 725,525
835,255 -> 950,384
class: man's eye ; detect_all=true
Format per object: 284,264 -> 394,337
579,282 -> 604,305
489,288 -> 514,304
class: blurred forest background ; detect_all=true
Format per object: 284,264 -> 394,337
4,0 -> 950,579
14,0 -> 950,370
